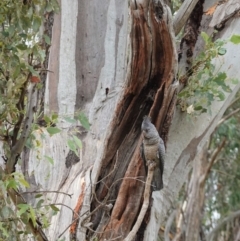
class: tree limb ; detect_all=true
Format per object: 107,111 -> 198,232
207,210 -> 240,241
6,83 -> 37,173
12,77 -> 29,146
164,210 -> 177,241
124,161 -> 155,241
173,0 -> 199,35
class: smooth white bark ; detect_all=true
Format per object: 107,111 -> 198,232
144,17 -> 240,241
58,0 -> 78,119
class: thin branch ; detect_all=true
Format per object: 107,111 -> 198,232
20,190 -> 73,198
173,0 -> 199,35
58,217 -> 80,238
11,77 -> 29,146
200,138 -> 226,185
6,83 -> 38,173
81,175 -> 145,232
42,203 -> 80,218
228,96 -> 240,109
207,210 -> 240,241
124,161 -> 155,241
165,210 -> 177,241
96,151 -> 119,184
217,108 -> 240,127
40,69 -> 54,73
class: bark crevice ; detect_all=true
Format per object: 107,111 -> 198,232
88,1 -> 178,240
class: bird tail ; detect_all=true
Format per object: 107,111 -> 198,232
152,167 -> 163,191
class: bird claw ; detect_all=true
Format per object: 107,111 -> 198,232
147,160 -> 156,171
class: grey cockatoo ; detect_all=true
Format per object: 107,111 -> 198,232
141,116 -> 165,190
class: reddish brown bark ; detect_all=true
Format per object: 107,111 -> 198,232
70,181 -> 86,239
88,1 -> 177,240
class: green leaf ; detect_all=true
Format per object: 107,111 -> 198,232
6,179 -> 18,190
16,43 -> 28,50
8,25 -> 15,38
194,106 -> 203,111
36,199 -> 44,209
201,32 -> 210,43
67,139 -> 77,153
51,0 -> 60,13
44,155 -> 54,165
35,194 -> 43,198
64,117 -> 76,124
17,204 -> 30,216
1,206 -> 10,218
0,223 -> 9,238
221,85 -> 232,93
32,16 -> 41,32
13,65 -> 21,78
19,177 -> 30,188
73,135 -> 82,148
19,33 -> 27,38
2,30 -> 9,37
50,204 -> 60,212
231,78 -> 239,84
218,47 -> 226,55
77,112 -> 90,130
217,91 -> 225,101
28,65 -> 39,77
230,35 -> 240,44
46,3 -> 53,12
47,127 -> 61,136
44,115 -> 51,124
27,7 -> 33,18
29,206 -> 37,227
43,34 -> 51,45
51,113 -> 58,121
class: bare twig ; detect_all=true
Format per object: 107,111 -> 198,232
228,96 -> 240,109
81,175 -> 145,234
124,161 -> 155,241
200,138 -> 226,185
20,190 -> 73,198
207,210 -> 240,241
96,151 -> 119,185
58,217 -> 79,238
217,108 -> 240,127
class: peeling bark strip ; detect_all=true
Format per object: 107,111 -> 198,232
179,0 -> 204,84
89,1 -> 178,240
70,181 -> 85,240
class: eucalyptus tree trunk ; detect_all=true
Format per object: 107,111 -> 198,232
18,0 -> 240,241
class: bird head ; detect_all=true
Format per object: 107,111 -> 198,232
141,116 -> 156,139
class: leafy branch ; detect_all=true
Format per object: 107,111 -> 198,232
178,32 -> 240,115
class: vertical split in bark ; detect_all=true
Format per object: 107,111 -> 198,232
88,1 -> 178,240
178,0 -> 204,86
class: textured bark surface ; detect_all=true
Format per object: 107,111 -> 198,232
6,1 -> 240,241
90,1 -> 178,240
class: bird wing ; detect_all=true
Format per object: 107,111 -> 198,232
140,142 -> 148,175
157,142 -> 165,178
